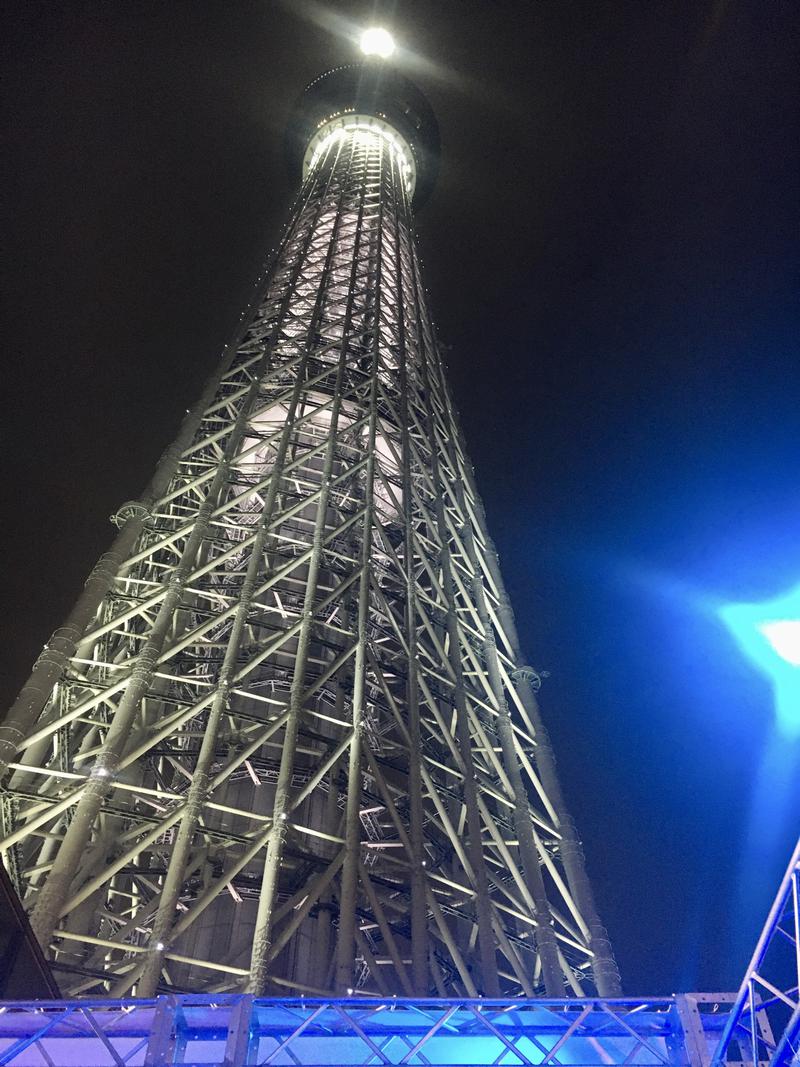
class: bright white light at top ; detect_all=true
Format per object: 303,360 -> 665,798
759,620 -> 800,666
360,27 -> 395,58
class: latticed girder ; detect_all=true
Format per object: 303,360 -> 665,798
1,123 -> 618,1000
711,837 -> 800,1066
0,995 -> 734,1066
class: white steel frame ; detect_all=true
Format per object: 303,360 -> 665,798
0,120 -> 618,1000
712,836 -> 800,1066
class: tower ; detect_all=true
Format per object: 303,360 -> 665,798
0,31 -> 619,1000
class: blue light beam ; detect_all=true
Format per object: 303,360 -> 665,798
719,583 -> 800,738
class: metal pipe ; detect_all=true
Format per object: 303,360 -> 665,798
390,150 -> 430,996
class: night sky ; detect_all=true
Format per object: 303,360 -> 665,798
3,1 -> 799,996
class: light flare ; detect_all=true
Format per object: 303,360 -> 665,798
719,583 -> 800,737
360,27 -> 395,58
759,620 -> 800,666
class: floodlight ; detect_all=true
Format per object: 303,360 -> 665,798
360,27 -> 395,58
759,620 -> 800,667
720,583 -> 800,737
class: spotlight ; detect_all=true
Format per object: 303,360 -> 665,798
360,27 -> 395,59
720,583 -> 800,737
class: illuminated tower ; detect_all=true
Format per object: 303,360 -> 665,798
0,30 -> 619,1000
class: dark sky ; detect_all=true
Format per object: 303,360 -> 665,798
3,0 -> 799,996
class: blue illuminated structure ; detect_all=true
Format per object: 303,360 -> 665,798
0,994 -> 736,1065
712,836 -> 800,1067
719,583 -> 800,737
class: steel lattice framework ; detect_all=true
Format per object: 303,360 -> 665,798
0,995 -> 734,1066
0,63 -> 619,1003
712,835 -> 800,1066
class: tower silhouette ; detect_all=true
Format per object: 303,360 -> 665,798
0,45 -> 619,1000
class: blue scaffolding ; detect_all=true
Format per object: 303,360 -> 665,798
0,994 -> 735,1066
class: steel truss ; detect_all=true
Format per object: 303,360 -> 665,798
712,836 -> 800,1066
0,994 -> 734,1066
0,121 -> 618,999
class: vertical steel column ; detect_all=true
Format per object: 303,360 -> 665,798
451,475 -> 564,995
143,995 -> 177,1067
334,136 -> 384,995
222,995 -> 256,1067
304,166 -> 373,985
407,241 -> 501,997
389,145 -> 430,996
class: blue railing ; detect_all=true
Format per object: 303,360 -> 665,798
0,994 -> 734,1066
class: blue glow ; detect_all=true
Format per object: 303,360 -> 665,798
719,583 -> 800,737
0,996 -> 723,1066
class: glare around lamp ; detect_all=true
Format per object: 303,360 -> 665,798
360,27 -> 395,59
720,583 -> 800,738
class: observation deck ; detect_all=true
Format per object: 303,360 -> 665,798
286,63 -> 440,206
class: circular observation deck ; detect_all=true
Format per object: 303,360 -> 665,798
286,63 -> 440,208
